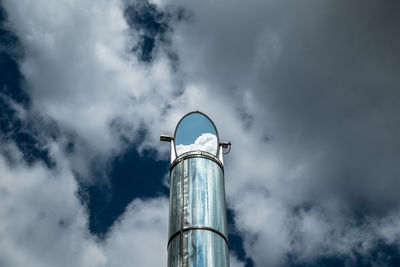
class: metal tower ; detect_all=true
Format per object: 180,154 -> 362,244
161,111 -> 231,267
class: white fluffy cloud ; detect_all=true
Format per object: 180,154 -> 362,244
176,133 -> 217,155
0,142 -> 169,267
104,198 -> 169,267
0,0 -> 203,265
2,0 -> 186,178
0,144 -> 103,267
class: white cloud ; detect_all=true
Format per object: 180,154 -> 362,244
176,132 -> 217,155
0,141 -> 169,267
2,0 -> 185,177
229,253 -> 246,267
104,198 -> 169,267
0,143 -> 105,267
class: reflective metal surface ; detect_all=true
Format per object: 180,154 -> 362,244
169,160 -> 182,238
168,156 -> 229,267
168,230 -> 229,267
168,157 -> 227,239
170,151 -> 224,172
168,235 -> 180,267
184,158 -> 227,235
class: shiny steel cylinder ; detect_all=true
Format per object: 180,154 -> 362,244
167,152 -> 229,267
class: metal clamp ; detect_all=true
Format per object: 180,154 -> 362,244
168,226 -> 229,248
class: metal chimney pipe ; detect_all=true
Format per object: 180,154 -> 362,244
161,111 -> 230,267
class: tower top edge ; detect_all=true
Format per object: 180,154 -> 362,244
169,150 -> 224,171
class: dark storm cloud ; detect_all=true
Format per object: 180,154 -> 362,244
257,0 -> 400,211
162,0 -> 400,265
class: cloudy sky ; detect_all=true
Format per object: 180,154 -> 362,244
1,0 -> 400,266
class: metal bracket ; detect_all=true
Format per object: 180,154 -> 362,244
220,142 -> 231,149
218,141 -> 231,163
160,135 -> 174,142
160,135 -> 176,163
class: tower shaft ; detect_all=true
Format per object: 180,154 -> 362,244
167,152 -> 229,267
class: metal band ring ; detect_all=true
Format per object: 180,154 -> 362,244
170,151 -> 224,172
167,226 -> 229,248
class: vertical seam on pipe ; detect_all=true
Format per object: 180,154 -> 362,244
179,160 -> 184,267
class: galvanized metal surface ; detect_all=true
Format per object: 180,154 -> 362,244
170,151 -> 224,172
168,226 -> 228,247
168,230 -> 229,267
168,155 -> 229,267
